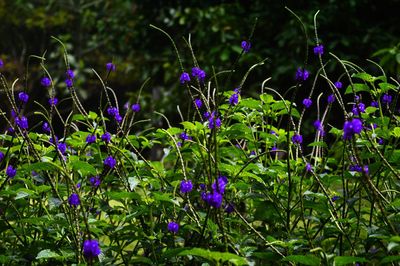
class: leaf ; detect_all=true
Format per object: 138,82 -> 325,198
345,83 -> 370,94
351,72 -> 375,82
334,256 -> 368,266
239,98 -> 261,109
282,255 -> 320,266
176,248 -> 248,266
381,256 -> 400,264
70,160 -> 97,176
36,249 -> 60,260
307,141 -> 328,148
391,127 -> 400,138
23,162 -> 60,172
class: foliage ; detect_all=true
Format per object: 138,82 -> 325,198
0,8 -> 400,266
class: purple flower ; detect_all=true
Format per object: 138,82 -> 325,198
104,156 -> 116,168
194,98 -> 202,109
313,44 -> 324,55
378,138 -> 384,145
86,134 -> 96,144
90,176 -> 101,187
306,163 -> 312,172
167,221 -> 179,233
76,183 -> 81,189
352,102 -> 365,115
332,195 -> 340,202
371,101 -> 379,108
241,40 -> 251,53
349,165 -> 362,172
101,132 -> 111,143
179,132 -> 190,141
18,92 -> 29,103
295,68 -> 309,82
180,72 -> 191,84
208,112 -> 221,129
180,180 -> 193,193
41,77 -> 51,87
210,191 -> 223,208
11,109 -> 17,118
83,239 -> 101,258
49,97 -> 59,106
68,193 -> 80,206
65,79 -> 73,87
327,94 -> 335,104
15,116 -> 28,130
382,93 -> 392,105
334,81 -> 343,89
292,134 -> 303,144
203,111 -> 210,119
114,114 -> 122,123
107,106 -> 118,116
57,142 -> 67,154
0,151 -> 4,162
313,120 -> 322,131
131,103 -> 140,113
191,67 -> 206,82
106,62 -> 116,72
6,165 -> 16,178
66,70 -> 74,79
229,93 -> 239,106
302,98 -> 312,108
0,59 -> 3,68
343,118 -> 363,140
212,175 -> 228,194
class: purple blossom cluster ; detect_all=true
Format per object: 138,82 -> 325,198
343,118 -> 363,140
295,68 -> 309,82
180,180 -> 193,193
83,239 -> 101,258
201,175 -> 228,208
241,40 -> 251,53
167,221 -> 179,233
205,111 -> 221,129
107,106 -> 122,123
192,67 -> 206,82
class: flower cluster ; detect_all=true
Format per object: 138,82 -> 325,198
68,193 -> 80,206
180,72 -> 190,84
295,68 -> 309,82
343,118 -> 363,140
291,134 -> 303,145
167,221 -> 179,233
131,103 -> 140,113
106,62 -> 116,72
15,116 -> 28,130
49,97 -> 59,106
41,77 -> 51,87
107,106 -> 122,123
192,67 -> 206,82
104,155 -> 116,168
18,92 -> 29,104
194,98 -> 202,109
229,90 -> 239,106
101,132 -> 111,143
180,180 -> 193,193
313,44 -> 324,55
205,111 -> 221,129
352,102 -> 365,115
201,175 -> 228,208
302,98 -> 312,108
241,40 -> 251,53
90,176 -> 101,187
6,165 -> 16,178
83,239 -> 101,259
86,134 -> 96,144
65,69 -> 75,87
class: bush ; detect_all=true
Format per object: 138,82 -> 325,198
0,12 -> 400,265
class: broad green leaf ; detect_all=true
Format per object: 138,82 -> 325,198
36,249 -> 60,260
381,256 -> 400,264
351,72 -> 374,82
282,255 -> 320,266
176,248 -> 248,266
307,141 -> 328,148
345,83 -> 370,94
334,256 -> 368,266
70,160 -> 97,176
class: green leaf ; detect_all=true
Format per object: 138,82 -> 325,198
239,98 -> 261,109
345,83 -> 370,94
391,127 -> 400,138
282,255 -> 320,266
379,82 -> 396,92
176,248 -> 248,265
307,141 -> 328,148
23,162 -> 60,172
352,72 -> 374,82
334,256 -> 368,266
70,160 -> 97,176
381,256 -> 400,264
36,249 -> 60,260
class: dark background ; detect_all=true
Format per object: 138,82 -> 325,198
0,0 -> 399,131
